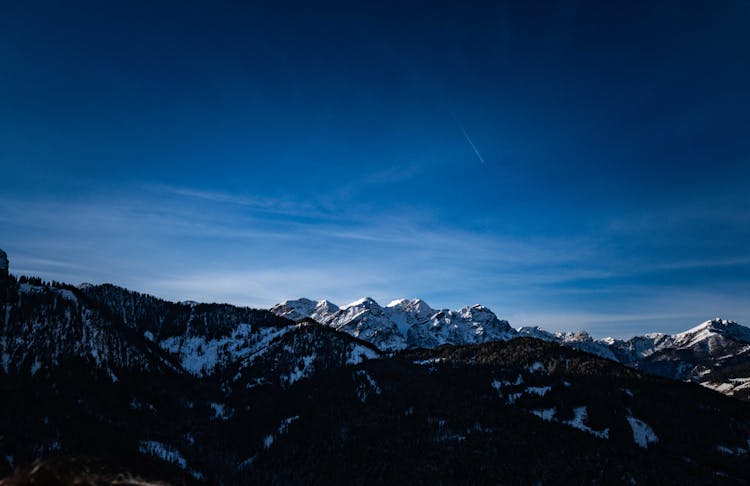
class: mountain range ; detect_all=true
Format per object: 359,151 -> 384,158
272,297 -> 750,401
1,249 -> 750,484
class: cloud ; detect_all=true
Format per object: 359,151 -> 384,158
2,182 -> 748,337
145,184 -> 333,220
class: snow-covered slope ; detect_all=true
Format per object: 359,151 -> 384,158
272,296 -> 750,400
1,281 -> 179,379
273,297 -> 406,351
0,274 -> 382,387
671,318 -> 750,350
270,298 -> 340,323
521,318 -> 750,400
517,327 -> 618,361
271,298 -> 516,351
407,304 -> 514,348
610,318 -> 750,399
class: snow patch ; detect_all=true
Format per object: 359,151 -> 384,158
285,354 -> 316,385
138,441 -> 187,469
413,358 -> 444,365
716,445 -> 748,456
531,408 -> 556,421
354,370 -> 382,403
346,344 -> 379,365
210,402 -> 233,420
506,392 -> 523,404
30,360 -> 42,376
528,361 -> 546,373
563,406 -> 609,439
526,386 -> 551,396
626,416 -> 658,448
263,416 -> 299,449
161,324 -> 291,376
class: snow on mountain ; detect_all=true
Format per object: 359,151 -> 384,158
671,318 -> 750,350
270,296 -> 750,400
516,327 -> 616,360
407,304 -> 515,348
270,298 -> 319,322
1,280 -> 177,378
230,322 -> 383,389
160,324 -> 293,376
270,298 -> 516,351
4,242 -> 750,401
553,331 -> 619,361
516,326 -> 556,341
385,298 -> 436,336
606,333 -> 673,362
325,298 -> 406,351
626,416 -> 659,449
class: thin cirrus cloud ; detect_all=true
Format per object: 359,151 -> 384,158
1,183 -> 748,337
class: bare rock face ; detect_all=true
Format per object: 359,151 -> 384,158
0,249 -> 8,277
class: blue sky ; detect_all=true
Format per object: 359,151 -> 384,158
1,1 -> 749,337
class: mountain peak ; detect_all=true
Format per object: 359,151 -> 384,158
386,298 -> 409,308
343,297 -> 381,309
557,330 -> 593,343
679,318 -> 734,335
386,298 -> 435,315
457,304 -> 498,321
315,299 -> 338,310
672,318 -> 750,348
270,298 -> 319,321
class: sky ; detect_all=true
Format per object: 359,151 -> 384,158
1,1 -> 749,338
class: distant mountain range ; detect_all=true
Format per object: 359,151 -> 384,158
1,250 -> 750,484
272,297 -> 750,400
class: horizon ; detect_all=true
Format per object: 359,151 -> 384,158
2,1 -> 749,339
3,251 -> 741,341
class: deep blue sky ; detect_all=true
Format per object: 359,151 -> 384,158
1,1 -> 749,337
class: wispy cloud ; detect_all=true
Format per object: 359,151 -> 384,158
2,182 -> 748,337
145,184 -> 330,219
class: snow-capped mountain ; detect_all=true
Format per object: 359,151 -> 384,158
3,249 -> 750,484
525,318 -> 750,400
406,304 -> 515,348
271,297 -> 515,351
516,326 -> 618,361
608,318 -> 750,400
1,280 -> 178,379
272,297 -> 750,399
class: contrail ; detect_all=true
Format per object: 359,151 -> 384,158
459,125 -> 485,164
450,111 -> 486,164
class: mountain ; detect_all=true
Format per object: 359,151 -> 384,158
518,318 -> 750,400
0,269 -> 384,482
608,319 -> 750,401
271,297 -> 515,351
247,339 -> 750,484
4,283 -> 750,483
272,297 -> 750,400
2,250 -> 750,484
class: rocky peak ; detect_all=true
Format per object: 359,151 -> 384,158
386,298 -> 435,320
270,298 -> 318,321
457,304 -> 500,323
672,318 -> 750,348
557,330 -> 594,343
343,297 -> 381,310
